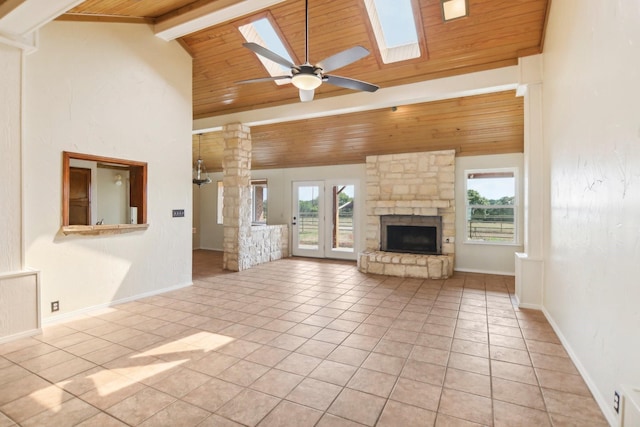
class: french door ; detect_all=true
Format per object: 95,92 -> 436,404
292,180 -> 357,260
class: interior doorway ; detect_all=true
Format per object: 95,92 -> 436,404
69,167 -> 91,225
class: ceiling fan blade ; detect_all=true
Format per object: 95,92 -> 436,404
243,42 -> 296,69
236,75 -> 291,85
324,74 -> 379,92
299,89 -> 314,102
316,46 -> 370,73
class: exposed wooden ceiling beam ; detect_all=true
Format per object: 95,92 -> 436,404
0,0 -> 26,20
0,0 -> 84,37
154,0 -> 286,41
56,13 -> 154,25
193,64 -> 520,132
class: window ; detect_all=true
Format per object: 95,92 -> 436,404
216,180 -> 268,225
465,169 -> 517,244
238,16 -> 295,85
364,0 -> 421,64
251,179 -> 268,224
217,181 -> 224,225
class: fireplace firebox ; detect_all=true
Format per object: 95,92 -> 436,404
380,215 -> 442,255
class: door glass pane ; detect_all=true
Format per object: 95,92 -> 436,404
298,185 -> 320,250
332,184 -> 354,252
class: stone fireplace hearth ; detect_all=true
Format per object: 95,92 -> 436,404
358,150 -> 455,279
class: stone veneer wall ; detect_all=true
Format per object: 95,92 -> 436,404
222,123 -> 288,272
250,225 -> 289,265
360,150 -> 456,278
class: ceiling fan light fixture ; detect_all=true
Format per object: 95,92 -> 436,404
291,72 -> 322,91
441,0 -> 468,21
239,0 -> 378,99
299,89 -> 315,102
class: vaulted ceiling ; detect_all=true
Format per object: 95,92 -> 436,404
60,0 -> 550,170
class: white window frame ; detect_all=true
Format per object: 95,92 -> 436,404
217,180 -> 268,226
216,181 -> 224,225
464,167 -> 518,245
363,0 -> 421,64
251,179 -> 268,225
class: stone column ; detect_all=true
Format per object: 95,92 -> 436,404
222,123 -> 252,271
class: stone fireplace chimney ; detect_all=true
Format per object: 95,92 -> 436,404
359,150 -> 455,278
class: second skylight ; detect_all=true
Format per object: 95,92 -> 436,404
364,0 -> 421,64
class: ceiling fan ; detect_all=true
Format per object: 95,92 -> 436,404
238,0 -> 379,102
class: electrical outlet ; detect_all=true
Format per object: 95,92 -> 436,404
614,390 -> 620,413
51,301 -> 59,312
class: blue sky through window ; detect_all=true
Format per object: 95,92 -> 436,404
468,176 -> 515,201
251,18 -> 294,72
373,0 -> 418,48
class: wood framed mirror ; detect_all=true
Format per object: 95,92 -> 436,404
62,151 -> 148,235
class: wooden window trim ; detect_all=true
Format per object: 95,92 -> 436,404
62,151 -> 148,235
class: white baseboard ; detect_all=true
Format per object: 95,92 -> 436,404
517,302 -> 542,310
511,295 -> 542,310
198,246 -> 223,252
454,267 -> 515,276
0,328 -> 41,344
42,280 -> 193,326
541,307 -> 616,427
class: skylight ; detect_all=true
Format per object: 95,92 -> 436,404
364,0 -> 421,64
238,17 -> 294,85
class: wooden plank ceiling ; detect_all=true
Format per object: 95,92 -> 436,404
63,0 -> 548,170
193,90 -> 524,171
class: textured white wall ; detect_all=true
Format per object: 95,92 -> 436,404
24,21 -> 193,319
0,44 -> 23,273
0,273 -> 39,340
197,172 -> 223,251
543,0 -> 640,423
192,183 -> 201,249
455,154 -> 524,274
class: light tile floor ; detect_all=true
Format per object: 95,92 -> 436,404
0,250 -> 609,426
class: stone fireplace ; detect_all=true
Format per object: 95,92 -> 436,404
358,150 -> 455,279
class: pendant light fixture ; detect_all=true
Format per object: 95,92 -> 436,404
192,133 -> 212,186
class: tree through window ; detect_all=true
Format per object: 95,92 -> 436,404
465,169 -> 517,243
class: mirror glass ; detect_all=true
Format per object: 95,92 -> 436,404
63,152 -> 147,226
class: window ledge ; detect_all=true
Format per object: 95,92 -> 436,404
61,224 -> 149,236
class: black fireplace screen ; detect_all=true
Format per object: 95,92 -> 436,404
386,225 -> 437,254
380,215 -> 442,255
